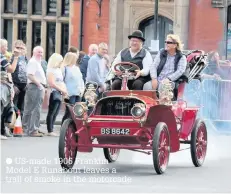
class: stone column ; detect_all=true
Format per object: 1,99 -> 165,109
55,0 -> 62,53
41,21 -> 47,59
123,1 -> 131,49
55,22 -> 61,53
173,0 -> 190,49
13,0 -> 18,14
1,19 -> 3,38
1,0 -> 5,13
12,20 -> 18,45
109,0 -> 118,57
26,0 -> 32,58
41,0 -> 47,59
115,0 -> 125,54
12,0 -> 18,44
26,20 -> 32,58
42,0 -> 47,17
27,0 -> 32,15
109,0 -> 125,56
57,0 -> 62,17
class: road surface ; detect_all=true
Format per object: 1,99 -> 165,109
1,125 -> 231,193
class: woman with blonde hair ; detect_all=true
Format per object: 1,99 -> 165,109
46,53 -> 68,136
145,33 -> 187,91
61,52 -> 84,123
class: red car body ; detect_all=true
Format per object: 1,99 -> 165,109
59,50 -> 208,174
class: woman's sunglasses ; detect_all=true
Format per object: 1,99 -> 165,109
165,41 -> 177,45
16,46 -> 24,50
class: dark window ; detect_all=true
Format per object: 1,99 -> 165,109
18,0 -> 27,14
32,22 -> 41,49
47,0 -> 57,15
18,21 -> 27,44
61,23 -> 69,56
4,0 -> 13,13
227,5 -> 231,60
3,20 -> 13,51
62,0 -> 69,16
32,0 -> 42,15
46,22 -> 56,60
139,15 -> 173,50
228,5 -> 231,23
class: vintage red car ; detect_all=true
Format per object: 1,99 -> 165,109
58,50 -> 208,174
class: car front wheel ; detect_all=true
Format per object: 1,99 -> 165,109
152,122 -> 170,174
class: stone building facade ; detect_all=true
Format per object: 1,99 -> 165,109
70,0 -> 190,56
1,0 -> 70,60
1,0 -> 230,60
70,0 -> 229,59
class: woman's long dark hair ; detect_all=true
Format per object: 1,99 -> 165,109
77,51 -> 86,64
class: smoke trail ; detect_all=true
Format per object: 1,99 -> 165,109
183,52 -> 231,135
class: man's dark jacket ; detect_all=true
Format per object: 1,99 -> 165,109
80,55 -> 90,83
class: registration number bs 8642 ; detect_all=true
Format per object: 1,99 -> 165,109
101,128 -> 130,135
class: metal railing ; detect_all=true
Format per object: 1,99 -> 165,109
184,79 -> 231,121
200,79 -> 231,121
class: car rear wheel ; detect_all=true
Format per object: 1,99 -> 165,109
152,122 -> 170,174
103,148 -> 120,163
190,119 -> 207,167
59,119 -> 77,170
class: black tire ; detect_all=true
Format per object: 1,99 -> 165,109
152,122 -> 170,175
190,119 -> 207,167
103,148 -> 120,163
61,108 -> 71,125
58,119 -> 77,170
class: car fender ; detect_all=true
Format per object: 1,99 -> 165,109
144,104 -> 180,152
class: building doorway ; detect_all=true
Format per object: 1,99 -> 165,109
139,15 -> 173,50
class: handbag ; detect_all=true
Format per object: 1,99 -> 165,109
52,90 -> 62,101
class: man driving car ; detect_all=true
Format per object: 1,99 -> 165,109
108,30 -> 153,90
143,34 -> 187,90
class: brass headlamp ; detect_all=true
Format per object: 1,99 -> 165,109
84,82 -> 98,107
131,103 -> 146,119
73,102 -> 88,117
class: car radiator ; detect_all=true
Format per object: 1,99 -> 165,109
95,97 -> 143,116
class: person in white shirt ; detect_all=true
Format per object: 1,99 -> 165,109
22,46 -> 46,137
46,53 -> 68,136
107,30 -> 153,90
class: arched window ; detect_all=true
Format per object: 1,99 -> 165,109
139,15 -> 173,50
227,5 -> 231,60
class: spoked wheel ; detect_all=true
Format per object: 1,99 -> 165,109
190,119 -> 207,167
152,122 -> 170,175
59,119 -> 78,170
103,148 -> 120,163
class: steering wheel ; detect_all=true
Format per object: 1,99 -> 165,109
114,62 -> 140,78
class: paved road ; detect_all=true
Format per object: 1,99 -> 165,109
1,125 -> 231,193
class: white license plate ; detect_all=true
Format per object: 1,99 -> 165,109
101,128 -> 130,135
